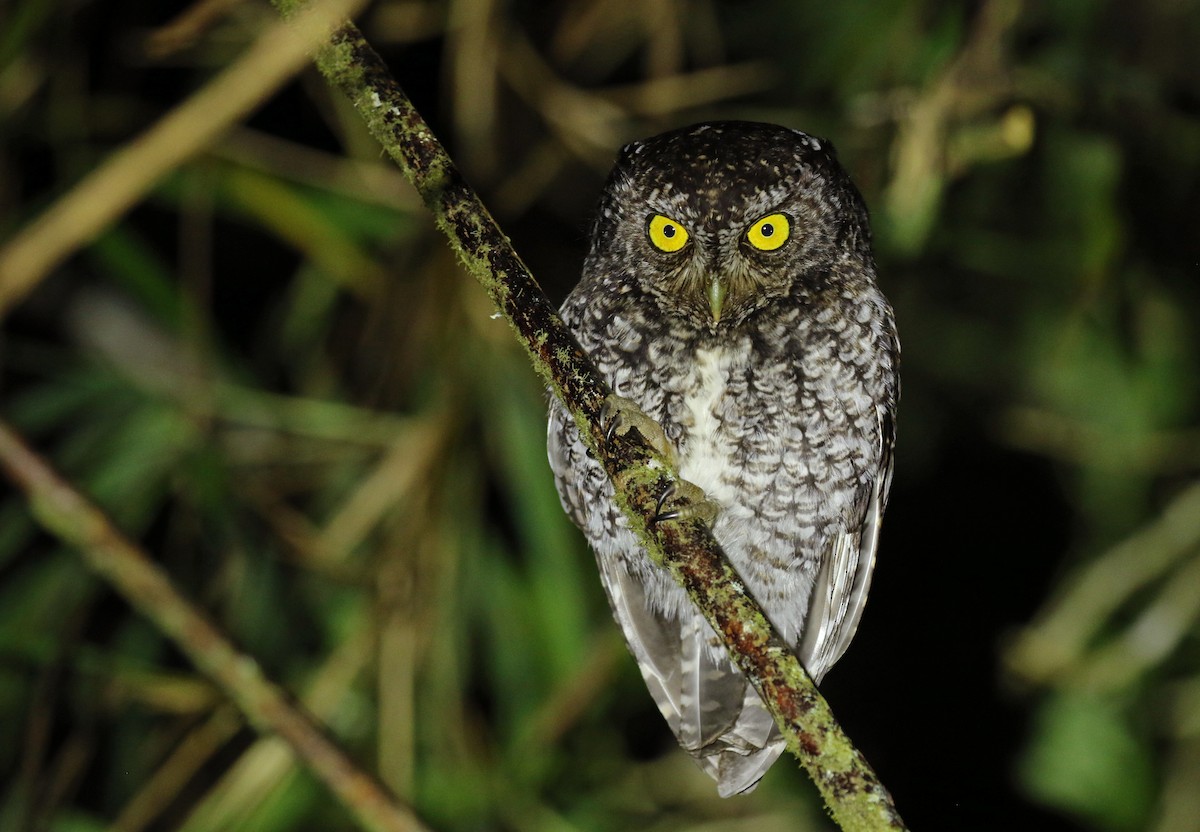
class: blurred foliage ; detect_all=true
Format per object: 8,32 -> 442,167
1,0 -> 1199,830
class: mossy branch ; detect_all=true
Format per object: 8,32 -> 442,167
284,9 -> 908,830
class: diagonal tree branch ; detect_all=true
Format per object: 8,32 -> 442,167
0,422 -> 430,832
281,8 -> 907,830
0,0 -> 908,826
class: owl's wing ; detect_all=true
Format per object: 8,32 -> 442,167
546,397 -> 594,531
798,405 -> 896,682
594,551 -> 784,796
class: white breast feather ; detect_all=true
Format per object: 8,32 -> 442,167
677,345 -> 740,508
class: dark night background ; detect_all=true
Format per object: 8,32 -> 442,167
2,1 -> 1199,830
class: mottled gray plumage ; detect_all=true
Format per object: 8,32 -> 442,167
547,121 -> 899,796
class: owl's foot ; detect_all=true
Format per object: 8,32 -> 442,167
600,395 -> 718,526
655,480 -> 720,527
600,394 -> 676,466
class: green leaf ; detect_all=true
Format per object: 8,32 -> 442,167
1018,691 -> 1155,832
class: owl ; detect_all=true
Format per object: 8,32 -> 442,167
547,121 -> 899,796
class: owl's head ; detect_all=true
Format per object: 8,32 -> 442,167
588,121 -> 873,326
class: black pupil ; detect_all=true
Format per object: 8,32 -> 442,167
663,224 -> 676,238
761,223 -> 775,237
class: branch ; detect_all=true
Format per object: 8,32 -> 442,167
0,0 -> 368,319
0,422 -> 430,832
285,10 -> 907,830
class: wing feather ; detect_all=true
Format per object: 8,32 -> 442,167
798,405 -> 895,682
594,551 -> 783,795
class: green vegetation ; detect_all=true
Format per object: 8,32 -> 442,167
1,1 -> 1198,830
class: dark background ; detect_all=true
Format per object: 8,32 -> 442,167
2,1 -> 1199,830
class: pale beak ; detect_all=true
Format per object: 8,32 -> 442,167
708,276 -> 727,323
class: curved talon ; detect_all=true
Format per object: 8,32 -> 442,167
599,399 -> 619,444
653,479 -> 720,527
654,483 -> 681,522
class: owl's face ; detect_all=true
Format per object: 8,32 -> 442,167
588,121 -> 872,327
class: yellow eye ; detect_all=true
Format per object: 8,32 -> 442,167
745,213 -> 791,251
647,214 -> 689,253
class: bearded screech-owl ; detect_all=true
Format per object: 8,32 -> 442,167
547,121 -> 899,796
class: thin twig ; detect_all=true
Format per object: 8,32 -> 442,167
284,8 -> 907,829
1005,480 -> 1200,687
0,0 -> 368,319
0,421 -> 430,832
144,0 -> 245,59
